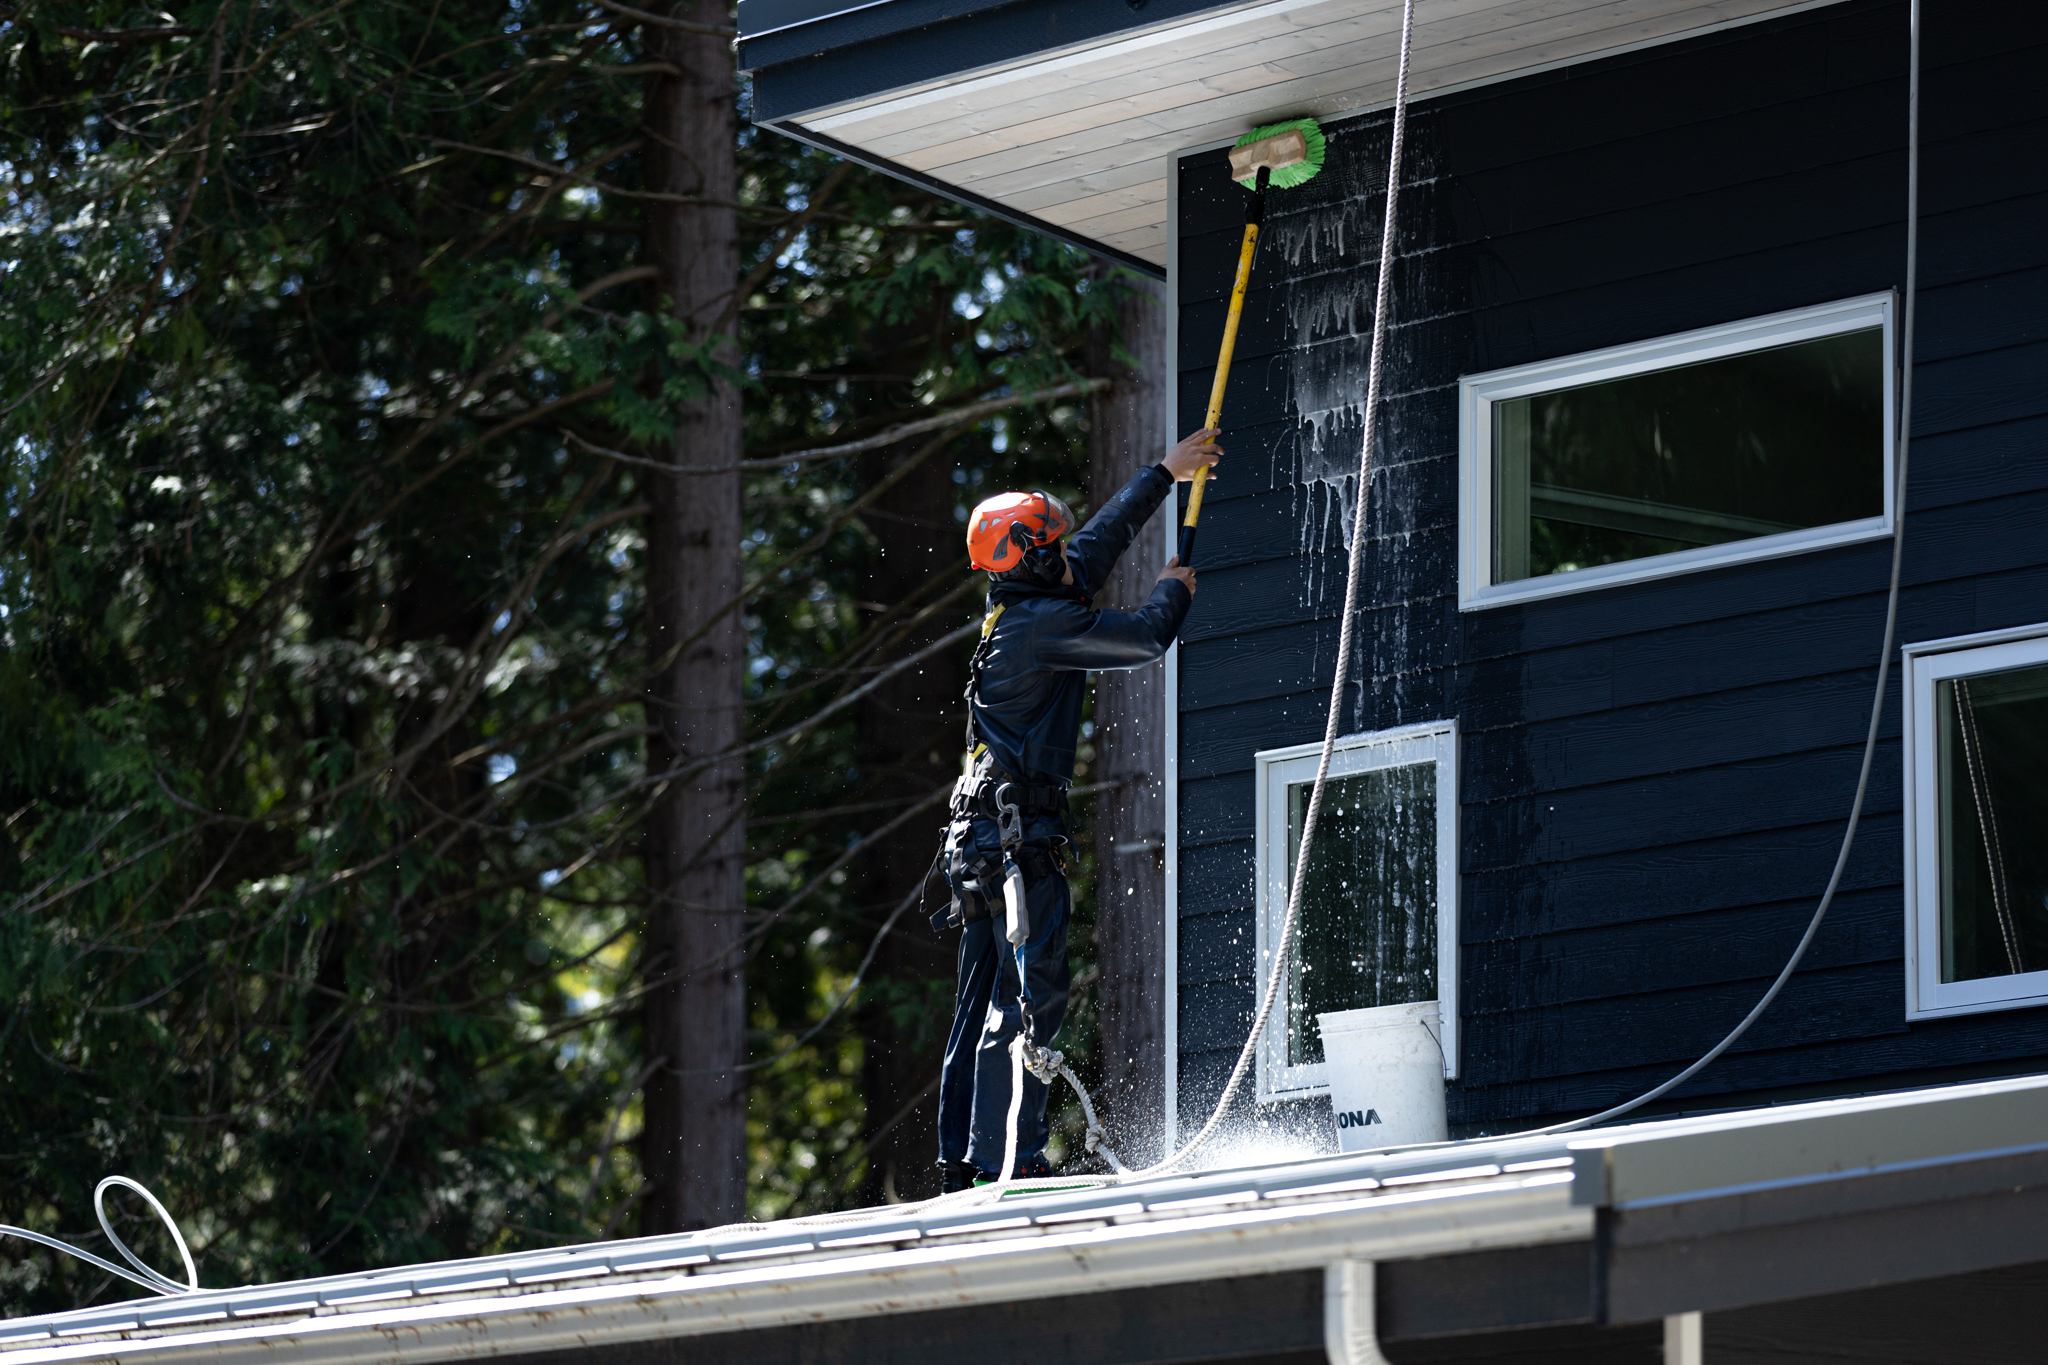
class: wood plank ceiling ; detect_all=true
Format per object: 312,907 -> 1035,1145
785,0 -> 1834,266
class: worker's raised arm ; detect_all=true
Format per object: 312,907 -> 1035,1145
1063,430 -> 1221,595
1032,573 -> 1191,672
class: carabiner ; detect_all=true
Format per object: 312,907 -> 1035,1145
993,783 -> 1025,851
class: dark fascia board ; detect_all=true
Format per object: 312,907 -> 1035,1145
762,118 -> 1167,279
1598,1144 -> 2048,1323
1378,1145 -> 2048,1336
498,1272 -> 1326,1365
740,0 -> 1250,116
1378,1241 -> 1597,1341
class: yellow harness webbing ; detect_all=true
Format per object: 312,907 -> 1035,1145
964,602 -> 1006,764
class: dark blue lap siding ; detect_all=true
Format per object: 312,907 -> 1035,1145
1172,0 -> 2048,1130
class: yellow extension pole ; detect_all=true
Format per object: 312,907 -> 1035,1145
1179,199 -> 1263,565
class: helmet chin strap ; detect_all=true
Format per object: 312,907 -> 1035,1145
998,521 -> 1068,589
1018,542 -> 1067,588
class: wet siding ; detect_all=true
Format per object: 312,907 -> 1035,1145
1171,0 -> 2048,1132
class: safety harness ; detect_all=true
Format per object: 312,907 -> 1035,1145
932,602 -> 1068,927
934,598 -> 1076,1114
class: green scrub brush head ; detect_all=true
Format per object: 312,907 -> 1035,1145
1230,117 -> 1326,190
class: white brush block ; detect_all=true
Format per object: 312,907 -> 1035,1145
1228,127 -> 1309,179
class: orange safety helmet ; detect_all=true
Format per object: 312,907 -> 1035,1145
966,490 -> 1076,573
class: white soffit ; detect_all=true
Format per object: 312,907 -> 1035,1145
793,0 -> 1838,265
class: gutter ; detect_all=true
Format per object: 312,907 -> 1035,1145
16,1072 -> 2048,1359
1,1176 -> 1584,1365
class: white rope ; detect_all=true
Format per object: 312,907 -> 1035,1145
1042,1050 -> 1128,1176
996,1034 -> 1129,1184
0,1177 -> 201,1297
997,1035 -> 1028,1184
960,0 -> 1424,1192
1130,0 -> 1419,1180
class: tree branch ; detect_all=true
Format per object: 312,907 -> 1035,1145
52,24 -> 203,43
565,377 -> 1108,473
424,139 -> 743,206
719,161 -> 853,332
588,0 -> 736,37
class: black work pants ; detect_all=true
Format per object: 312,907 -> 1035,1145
936,859 -> 1072,1172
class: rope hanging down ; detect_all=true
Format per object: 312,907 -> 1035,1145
1131,0 -> 1420,1180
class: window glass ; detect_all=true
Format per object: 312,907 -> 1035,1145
1939,661 -> 2048,982
1492,328 -> 1885,583
1283,763 -> 1437,1066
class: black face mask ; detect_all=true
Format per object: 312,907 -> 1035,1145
1015,541 -> 1067,588
992,522 -> 1066,589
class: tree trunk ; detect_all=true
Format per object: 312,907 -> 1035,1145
1087,274 -> 1170,1165
848,429 -> 968,1207
640,2 -> 747,1233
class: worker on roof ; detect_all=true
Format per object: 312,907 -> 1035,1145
932,428 -> 1220,1191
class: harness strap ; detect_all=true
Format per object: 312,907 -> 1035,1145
951,783 -> 1069,817
961,602 -> 1007,754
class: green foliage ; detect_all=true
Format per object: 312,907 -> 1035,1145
1,0 -> 657,1304
0,0 -> 1113,1312
724,92 -> 1111,1214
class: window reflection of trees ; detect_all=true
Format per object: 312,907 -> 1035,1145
1284,764 -> 1438,1066
1941,663 -> 2048,982
1495,328 -> 1884,581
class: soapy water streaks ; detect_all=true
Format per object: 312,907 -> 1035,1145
1271,128 -> 1443,732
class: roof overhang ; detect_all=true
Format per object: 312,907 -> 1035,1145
9,1073 -> 2048,1364
737,0 -> 1847,274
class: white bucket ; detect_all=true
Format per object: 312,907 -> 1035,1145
1317,1000 -> 1447,1152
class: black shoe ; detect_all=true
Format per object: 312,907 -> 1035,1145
939,1160 -> 981,1194
974,1152 -> 1053,1184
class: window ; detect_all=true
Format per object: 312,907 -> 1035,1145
1254,722 -> 1458,1100
1460,294 -> 1895,609
1906,626 -> 2048,1019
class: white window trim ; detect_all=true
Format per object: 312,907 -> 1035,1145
1458,292 -> 1897,611
1162,144 -> 1181,1155
1903,622 -> 2048,1020
1253,720 -> 1459,1103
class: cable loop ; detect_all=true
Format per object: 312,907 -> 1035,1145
95,1177 -> 200,1294
0,1177 -> 201,1297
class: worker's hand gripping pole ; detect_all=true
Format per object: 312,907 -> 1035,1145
1179,165 -> 1267,567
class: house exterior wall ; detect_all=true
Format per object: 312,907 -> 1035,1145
1171,0 -> 2048,1134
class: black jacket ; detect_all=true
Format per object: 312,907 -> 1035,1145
970,464 -> 1190,790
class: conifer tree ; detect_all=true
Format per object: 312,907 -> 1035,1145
0,0 -> 1127,1307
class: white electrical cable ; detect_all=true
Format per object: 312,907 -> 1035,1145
0,1177 -> 200,1297
1502,0 -> 1921,1139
